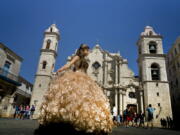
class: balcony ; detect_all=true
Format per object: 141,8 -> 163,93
0,67 -> 21,86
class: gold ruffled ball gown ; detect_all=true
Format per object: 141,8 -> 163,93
37,67 -> 113,134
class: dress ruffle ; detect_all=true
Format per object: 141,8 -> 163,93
38,70 -> 113,134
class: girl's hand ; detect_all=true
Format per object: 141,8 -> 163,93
56,55 -> 80,74
56,68 -> 63,73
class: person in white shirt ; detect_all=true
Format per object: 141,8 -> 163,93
113,104 -> 117,123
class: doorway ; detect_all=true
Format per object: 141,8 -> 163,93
127,104 -> 137,113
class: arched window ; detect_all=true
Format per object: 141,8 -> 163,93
42,61 -> 47,69
46,39 -> 51,49
151,63 -> 160,80
50,27 -> 53,32
149,31 -> 153,36
3,61 -> 11,71
149,41 -> 157,54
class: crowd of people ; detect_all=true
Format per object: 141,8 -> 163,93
112,105 -> 145,128
13,103 -> 174,130
14,104 -> 35,119
112,104 -> 174,129
160,117 -> 174,129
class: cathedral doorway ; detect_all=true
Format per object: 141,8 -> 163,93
127,104 -> 137,113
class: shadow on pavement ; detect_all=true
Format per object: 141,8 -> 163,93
34,122 -> 109,135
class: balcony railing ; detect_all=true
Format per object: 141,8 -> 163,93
0,67 -> 19,83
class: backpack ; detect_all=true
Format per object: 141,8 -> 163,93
31,106 -> 35,111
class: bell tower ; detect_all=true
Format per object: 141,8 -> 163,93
30,24 -> 60,119
137,26 -> 172,126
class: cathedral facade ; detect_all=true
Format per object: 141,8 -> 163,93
30,24 -> 172,127
67,44 -> 143,116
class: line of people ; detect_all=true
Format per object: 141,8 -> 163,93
160,117 -> 174,129
112,105 -> 145,128
14,104 -> 35,119
112,104 -> 174,129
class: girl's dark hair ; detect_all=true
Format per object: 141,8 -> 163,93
75,43 -> 90,58
73,44 -> 90,72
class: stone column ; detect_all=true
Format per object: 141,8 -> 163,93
114,60 -> 119,114
140,91 -> 144,113
115,89 -> 118,115
104,61 -> 108,85
119,90 -> 123,115
122,90 -> 126,112
115,61 -> 118,84
6,95 -> 14,117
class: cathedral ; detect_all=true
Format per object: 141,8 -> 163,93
67,44 -> 142,116
30,24 -> 172,126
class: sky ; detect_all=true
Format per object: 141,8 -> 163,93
0,0 -> 180,83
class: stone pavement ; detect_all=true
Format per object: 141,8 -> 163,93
0,118 -> 180,135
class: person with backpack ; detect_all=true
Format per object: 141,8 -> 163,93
146,104 -> 156,129
30,105 -> 35,119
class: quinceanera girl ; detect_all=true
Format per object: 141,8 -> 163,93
35,44 -> 113,135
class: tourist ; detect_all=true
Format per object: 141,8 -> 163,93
24,105 -> 30,119
120,114 -> 123,124
133,112 -> 139,127
169,117 -> 174,129
126,107 -> 132,127
161,118 -> 167,128
139,111 -> 145,128
117,114 -> 121,126
166,116 -> 173,129
112,104 -> 117,125
160,118 -> 163,128
146,104 -> 156,129
19,105 -> 25,119
123,109 -> 127,126
30,105 -> 35,119
123,106 -> 130,128
14,105 -> 20,119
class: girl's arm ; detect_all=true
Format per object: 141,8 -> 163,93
56,55 -> 80,73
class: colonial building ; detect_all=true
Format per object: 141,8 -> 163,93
31,24 -> 172,127
166,37 -> 180,128
0,43 -> 32,117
